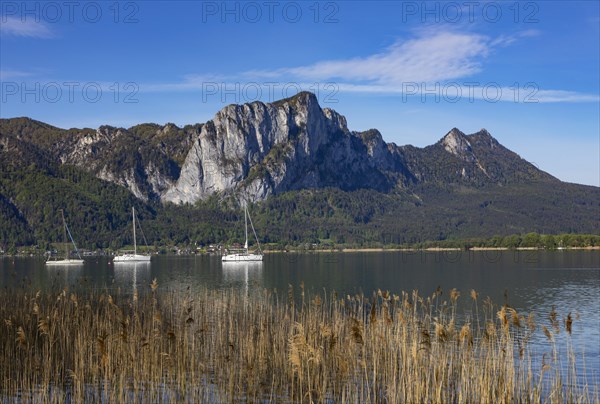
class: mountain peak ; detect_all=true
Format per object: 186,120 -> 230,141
473,128 -> 495,140
447,127 -> 465,136
440,128 -> 472,157
271,91 -> 318,108
470,128 -> 500,149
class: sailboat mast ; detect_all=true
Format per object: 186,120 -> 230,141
61,209 -> 68,259
244,203 -> 248,251
133,207 -> 137,256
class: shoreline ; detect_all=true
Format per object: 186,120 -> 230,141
263,246 -> 600,253
3,246 -> 599,258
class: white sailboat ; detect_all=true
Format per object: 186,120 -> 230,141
46,210 -> 84,266
222,203 -> 263,262
114,207 -> 151,263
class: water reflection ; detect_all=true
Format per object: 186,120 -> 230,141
112,262 -> 152,296
45,263 -> 84,287
221,261 -> 263,293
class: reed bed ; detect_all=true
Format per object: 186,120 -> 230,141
0,282 -> 596,403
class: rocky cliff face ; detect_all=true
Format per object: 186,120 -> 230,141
163,92 -> 395,203
0,118 -> 198,202
0,92 -> 558,205
57,124 -> 199,201
160,91 -> 555,205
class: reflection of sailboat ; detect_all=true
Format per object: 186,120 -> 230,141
46,210 -> 84,266
114,207 -> 151,263
222,261 -> 263,292
222,203 -> 263,262
113,261 -> 151,294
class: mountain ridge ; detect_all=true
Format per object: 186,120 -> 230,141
0,92 -> 598,247
0,92 -> 562,204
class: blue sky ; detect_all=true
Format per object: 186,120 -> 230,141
1,1 -> 599,186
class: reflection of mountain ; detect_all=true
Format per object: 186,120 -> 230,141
113,262 -> 151,294
222,262 -> 263,289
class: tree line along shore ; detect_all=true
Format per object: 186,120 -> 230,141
2,232 -> 599,257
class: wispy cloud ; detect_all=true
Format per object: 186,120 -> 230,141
0,69 -> 33,80
491,29 -> 540,47
246,31 -> 490,84
134,78 -> 598,103
534,90 -> 600,103
0,17 -> 54,38
334,83 -> 600,103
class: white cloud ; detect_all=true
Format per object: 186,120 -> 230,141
491,29 -> 540,47
247,31 -> 490,84
0,17 -> 54,38
0,70 -> 33,80
533,90 -> 600,103
333,83 -> 600,103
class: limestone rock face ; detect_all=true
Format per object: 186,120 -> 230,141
162,92 -> 395,204
53,124 -> 195,202
440,128 -> 475,162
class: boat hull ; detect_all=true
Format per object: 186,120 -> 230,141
46,259 -> 84,266
114,254 -> 151,263
222,254 -> 263,262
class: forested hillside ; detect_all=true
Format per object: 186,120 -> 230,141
1,93 -> 599,249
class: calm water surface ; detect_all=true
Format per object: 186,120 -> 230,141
1,250 -> 599,387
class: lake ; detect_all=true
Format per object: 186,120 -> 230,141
1,250 -> 599,390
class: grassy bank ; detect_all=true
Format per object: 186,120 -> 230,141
0,284 -> 596,402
